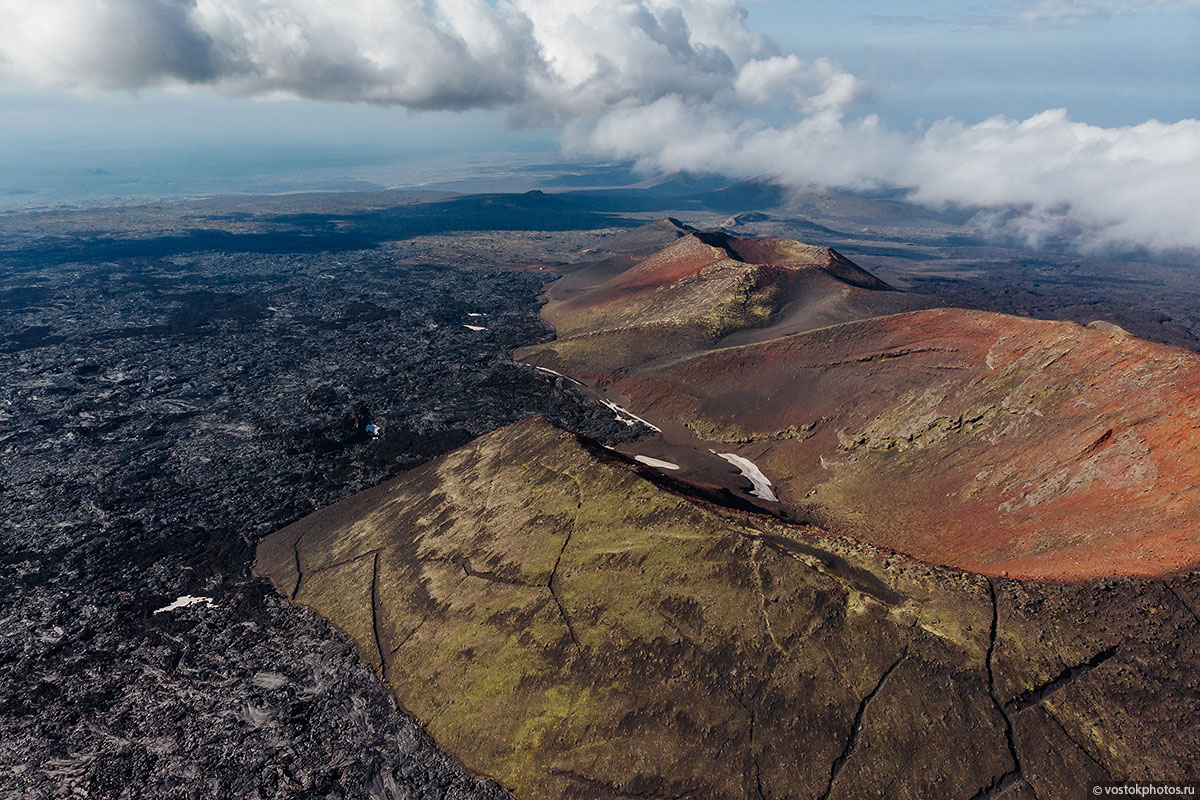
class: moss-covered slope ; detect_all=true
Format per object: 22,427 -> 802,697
255,418 -> 1200,799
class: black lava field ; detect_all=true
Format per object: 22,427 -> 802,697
0,240 -> 639,800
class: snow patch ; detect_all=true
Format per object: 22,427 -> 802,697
154,595 -> 215,614
634,455 -> 680,470
714,452 -> 778,502
463,324 -> 487,331
601,399 -> 662,433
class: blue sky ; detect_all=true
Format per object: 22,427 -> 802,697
746,0 -> 1199,126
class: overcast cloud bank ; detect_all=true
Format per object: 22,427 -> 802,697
1,0 -> 1196,250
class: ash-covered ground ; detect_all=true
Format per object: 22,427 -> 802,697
0,211 -> 644,799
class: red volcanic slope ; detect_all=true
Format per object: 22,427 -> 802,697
612,308 -> 1200,580
521,229 -> 1200,582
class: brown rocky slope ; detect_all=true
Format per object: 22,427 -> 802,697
529,229 -> 936,375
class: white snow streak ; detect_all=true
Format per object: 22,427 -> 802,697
601,399 -> 662,433
634,455 -> 681,470
714,452 -> 778,502
531,365 -> 583,386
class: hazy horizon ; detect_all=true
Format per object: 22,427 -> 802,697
1,0 -> 1197,249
